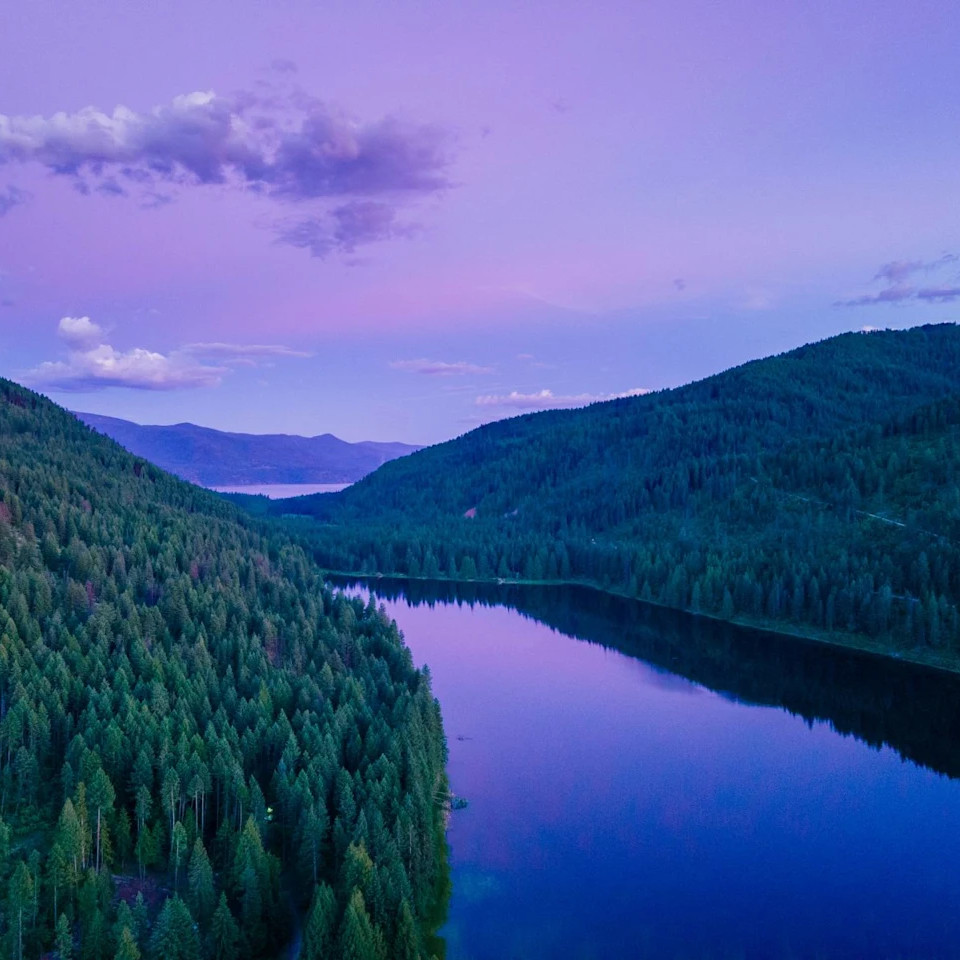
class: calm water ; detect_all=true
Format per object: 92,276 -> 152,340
209,482 -> 350,498
335,578 -> 960,960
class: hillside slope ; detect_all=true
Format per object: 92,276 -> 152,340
0,381 -> 445,959
77,412 -> 420,486
266,324 -> 960,666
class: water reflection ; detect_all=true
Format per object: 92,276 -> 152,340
331,576 -> 960,959
335,576 -> 960,780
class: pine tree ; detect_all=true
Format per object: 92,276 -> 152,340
113,927 -> 140,960
302,883 -> 337,960
210,894 -> 239,960
170,821 -> 188,890
48,842 -> 70,920
56,912 -> 74,960
131,894 -> 149,947
186,838 -> 215,924
148,897 -> 200,960
9,860 -> 34,960
88,767 -> 116,872
393,899 -> 420,960
338,889 -> 386,960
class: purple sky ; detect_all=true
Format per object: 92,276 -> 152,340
1,0 -> 959,444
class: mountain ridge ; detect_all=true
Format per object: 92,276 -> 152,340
75,411 -> 420,486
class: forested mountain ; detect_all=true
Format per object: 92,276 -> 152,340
77,413 -> 420,487
0,380 -> 446,960
261,324 -> 960,668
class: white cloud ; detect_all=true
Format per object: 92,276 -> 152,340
23,320 -> 308,392
476,387 -> 651,411
58,315 -> 104,348
391,358 -> 494,376
28,344 -> 225,392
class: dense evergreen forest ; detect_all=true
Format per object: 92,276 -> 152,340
248,324 -> 960,668
0,379 -> 447,960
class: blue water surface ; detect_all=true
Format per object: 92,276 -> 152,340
341,580 -> 960,960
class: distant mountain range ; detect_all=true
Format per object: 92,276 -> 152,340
75,412 -> 420,486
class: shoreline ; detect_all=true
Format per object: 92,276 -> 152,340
325,568 -> 960,679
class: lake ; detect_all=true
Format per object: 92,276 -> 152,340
209,482 -> 350,498
333,577 -> 960,960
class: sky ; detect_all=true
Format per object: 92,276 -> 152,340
1,0 -> 959,444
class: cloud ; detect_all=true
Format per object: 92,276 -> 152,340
183,342 -> 312,359
874,254 -> 957,283
874,260 -> 923,284
673,277 -> 687,292
740,287 -> 774,311
270,59 -> 298,74
838,254 -> 959,307
0,87 -> 453,256
23,320 -> 308,392
391,358 -> 494,376
28,346 -> 225,392
515,352 -> 555,370
58,315 -> 104,348
0,184 -> 28,216
277,200 -> 417,258
835,285 -> 915,307
915,285 -> 960,303
476,387 -> 650,411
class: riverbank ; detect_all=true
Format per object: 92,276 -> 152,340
324,568 -> 960,678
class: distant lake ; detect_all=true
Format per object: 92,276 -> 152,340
209,482 -> 350,498
333,577 -> 960,960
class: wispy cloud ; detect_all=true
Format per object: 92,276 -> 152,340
476,387 -> 650,411
837,254 -> 960,306
915,285 -> 960,303
391,358 -> 494,376
0,87 -> 454,257
516,352 -> 556,370
836,285 -> 915,307
874,260 -> 924,284
0,184 -> 28,216
277,200 -> 418,258
183,342 -> 312,359
269,58 -> 298,75
740,287 -> 774,311
23,318 -> 308,392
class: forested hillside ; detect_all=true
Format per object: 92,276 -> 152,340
0,379 -> 446,960
262,324 -> 960,667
